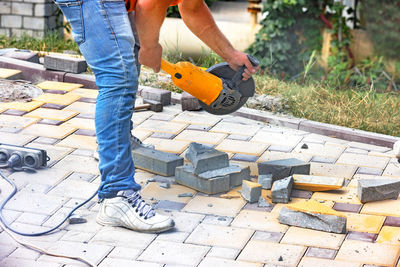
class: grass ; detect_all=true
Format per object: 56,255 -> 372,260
1,33 -> 399,136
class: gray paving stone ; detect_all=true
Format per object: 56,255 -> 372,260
44,54 -> 87,73
356,167 -> 383,176
0,258 -> 61,267
258,158 -> 310,182
271,176 -> 293,204
91,227 -> 156,249
207,247 -> 240,259
132,146 -> 184,177
202,215 -> 233,226
181,92 -> 201,111
139,86 -> 171,106
278,207 -> 347,234
241,180 -> 262,203
185,142 -> 229,174
175,164 -> 230,194
258,174 -> 273,189
357,179 -> 400,203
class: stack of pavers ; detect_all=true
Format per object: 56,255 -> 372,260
175,143 -> 250,194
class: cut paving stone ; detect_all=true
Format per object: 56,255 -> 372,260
357,179 -> 400,203
241,180 -> 262,203
181,92 -> 202,111
198,164 -> 250,188
185,142 -> 229,174
132,146 -> 184,177
271,176 -> 293,204
278,200 -> 347,234
44,54 -> 87,73
139,86 -> 171,106
258,174 -> 273,189
258,158 -> 310,182
293,174 -> 344,192
175,164 -> 230,194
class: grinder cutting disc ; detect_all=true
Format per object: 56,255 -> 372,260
199,62 -> 256,115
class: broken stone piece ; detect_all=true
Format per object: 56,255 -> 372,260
241,180 -> 262,203
258,158 -> 310,182
258,196 -> 271,208
293,174 -> 344,192
68,214 -> 87,225
357,179 -> 400,203
258,174 -> 273,189
185,142 -> 229,174
159,182 -> 170,189
271,176 -> 293,204
178,192 -> 194,198
278,200 -> 347,234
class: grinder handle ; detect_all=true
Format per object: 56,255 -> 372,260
230,55 -> 260,87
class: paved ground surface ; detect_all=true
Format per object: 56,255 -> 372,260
0,78 -> 400,267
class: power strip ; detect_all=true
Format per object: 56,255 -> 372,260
0,143 -> 48,170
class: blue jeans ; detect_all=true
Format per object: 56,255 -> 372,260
55,0 -> 141,198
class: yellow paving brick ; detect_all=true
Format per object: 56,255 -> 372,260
143,137 -> 189,154
310,163 -> 357,179
250,131 -> 303,147
231,160 -> 258,176
231,210 -> 288,233
285,199 -> 346,218
293,142 -> 346,158
174,130 -> 227,145
131,128 -> 152,141
298,257 -> 362,267
0,115 -> 39,128
34,93 -> 81,106
216,139 -> 268,156
312,188 -> 362,204
345,212 -> 385,234
171,111 -> 221,127
337,153 -> 390,169
24,108 -> 78,121
64,101 -> 95,114
64,117 -> 95,131
281,226 -> 345,249
238,240 -> 306,266
293,174 -> 344,191
210,121 -> 261,136
361,198 -> 400,217
198,257 -> 262,267
0,68 -> 21,79
136,120 -> 187,135
56,134 -> 97,150
0,101 -> 44,112
0,132 -> 36,146
141,182 -> 196,203
257,151 -> 312,163
36,81 -> 83,91
70,88 -> 98,98
336,240 -> 400,266
376,226 -> 400,245
383,163 -> 400,177
21,124 -> 77,139
183,196 -> 246,217
270,198 -> 328,215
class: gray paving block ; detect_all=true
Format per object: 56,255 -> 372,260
278,207 -> 347,234
132,146 -> 183,177
197,164 -> 250,189
185,142 -> 229,174
138,86 -> 171,106
258,174 -> 273,189
175,164 -> 230,194
181,92 -> 201,111
258,158 -> 310,182
357,179 -> 400,203
44,54 -> 87,73
241,180 -> 262,203
271,176 -> 293,203
229,166 -> 251,188
3,50 -> 39,63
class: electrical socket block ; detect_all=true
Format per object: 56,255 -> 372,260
0,143 -> 48,169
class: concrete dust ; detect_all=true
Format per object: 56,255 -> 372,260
0,79 -> 42,102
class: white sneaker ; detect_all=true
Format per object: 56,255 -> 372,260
96,190 -> 175,233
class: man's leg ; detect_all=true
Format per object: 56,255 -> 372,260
55,0 -> 173,232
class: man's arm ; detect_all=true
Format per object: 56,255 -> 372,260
135,0 -> 172,72
178,0 -> 258,79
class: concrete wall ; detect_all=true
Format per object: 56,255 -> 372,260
0,0 -> 62,38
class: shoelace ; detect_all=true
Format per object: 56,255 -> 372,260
126,192 -> 155,220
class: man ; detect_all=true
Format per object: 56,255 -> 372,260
55,0 -> 258,233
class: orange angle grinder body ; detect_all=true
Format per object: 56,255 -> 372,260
160,55 -> 259,115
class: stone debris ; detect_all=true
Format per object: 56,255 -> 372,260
44,54 -> 87,74
132,146 -> 184,177
258,158 -> 310,182
245,93 -> 287,113
357,179 -> 400,203
181,91 -> 202,111
185,142 -> 229,175
258,174 -> 273,190
159,182 -> 170,189
271,176 -> 293,204
241,180 -> 262,203
278,200 -> 347,234
293,174 -> 344,192
68,214 -> 87,225
0,79 -> 42,102
301,143 -> 308,149
178,192 -> 194,198
258,196 -> 271,208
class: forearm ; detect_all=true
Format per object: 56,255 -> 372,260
178,1 -> 235,61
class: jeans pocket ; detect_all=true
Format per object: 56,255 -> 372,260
54,0 -> 85,45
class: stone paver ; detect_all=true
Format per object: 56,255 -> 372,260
25,108 -> 78,121
231,210 -> 288,233
210,121 -> 260,136
141,182 -> 196,203
337,153 -> 390,169
37,81 -> 83,91
175,130 -> 227,145
0,132 -> 36,146
64,102 -> 96,115
34,93 -> 81,106
137,120 -> 187,134
0,101 -> 44,112
183,196 -> 246,217
216,139 -> 268,156
198,257 -> 262,267
22,124 -> 77,139
298,257 -> 362,267
345,213 -> 386,234
56,134 -> 97,150
172,111 -> 221,126
0,115 -> 38,128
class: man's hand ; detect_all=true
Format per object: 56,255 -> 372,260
226,50 -> 260,81
138,43 -> 163,72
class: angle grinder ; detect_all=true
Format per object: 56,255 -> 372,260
161,55 -> 259,115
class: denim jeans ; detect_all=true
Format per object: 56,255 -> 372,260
55,0 -> 141,198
